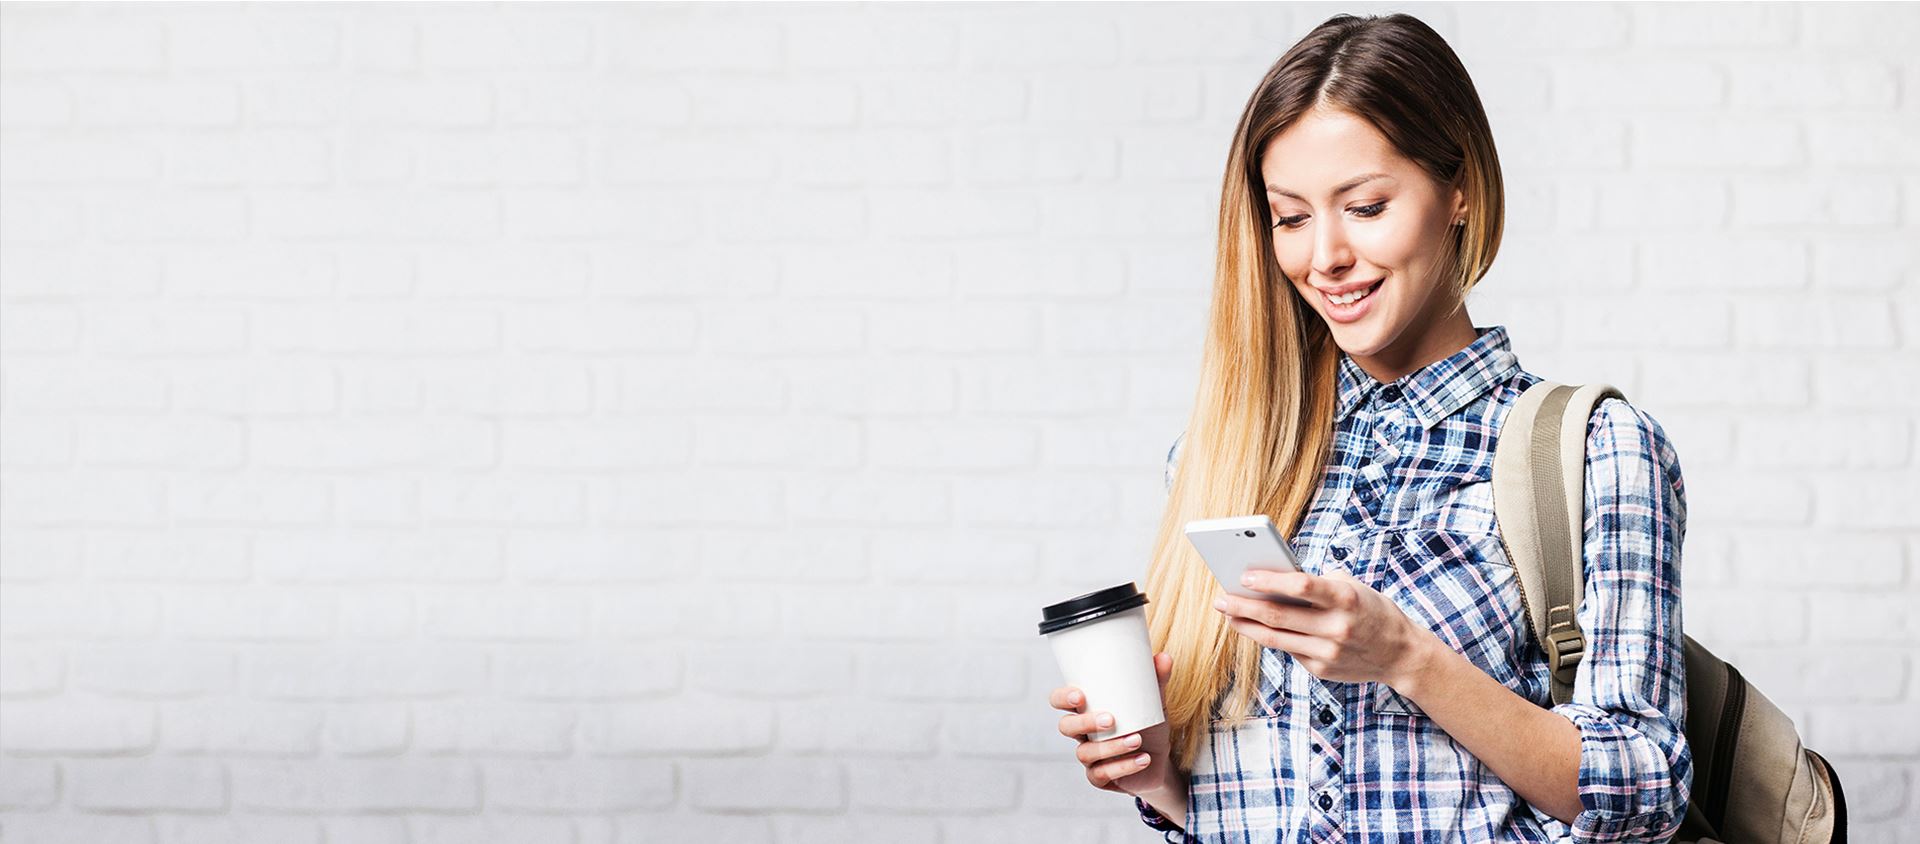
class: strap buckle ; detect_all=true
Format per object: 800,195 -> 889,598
1544,604 -> 1585,685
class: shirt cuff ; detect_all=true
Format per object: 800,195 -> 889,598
1134,795 -> 1191,842
1553,703 -> 1689,843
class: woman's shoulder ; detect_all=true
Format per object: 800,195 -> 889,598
1497,371 -> 1683,486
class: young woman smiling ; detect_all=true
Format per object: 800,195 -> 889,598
1047,13 -> 1690,843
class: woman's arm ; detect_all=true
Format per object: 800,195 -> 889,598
1390,630 -> 1582,822
1135,767 -> 1190,830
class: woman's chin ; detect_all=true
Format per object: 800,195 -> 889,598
1326,318 -> 1389,359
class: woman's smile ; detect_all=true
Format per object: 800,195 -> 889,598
1319,278 -> 1384,323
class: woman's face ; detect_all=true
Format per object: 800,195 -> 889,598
1260,107 -> 1473,381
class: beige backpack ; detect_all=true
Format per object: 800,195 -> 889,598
1491,381 -> 1847,844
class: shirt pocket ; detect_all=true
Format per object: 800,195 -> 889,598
1375,527 -> 1530,691
1189,712 -> 1293,838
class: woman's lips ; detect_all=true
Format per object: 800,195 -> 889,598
1322,279 -> 1383,324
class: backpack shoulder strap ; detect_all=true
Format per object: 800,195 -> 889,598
1491,380 -> 1625,706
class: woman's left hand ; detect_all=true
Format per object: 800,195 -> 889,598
1212,568 -> 1438,689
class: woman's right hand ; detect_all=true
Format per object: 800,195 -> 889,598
1050,651 -> 1179,797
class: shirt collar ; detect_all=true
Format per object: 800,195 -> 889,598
1334,324 -> 1521,430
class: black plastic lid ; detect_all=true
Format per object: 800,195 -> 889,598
1038,582 -> 1148,636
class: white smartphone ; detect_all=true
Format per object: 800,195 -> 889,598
1183,514 -> 1311,606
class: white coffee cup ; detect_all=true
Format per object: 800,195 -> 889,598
1039,582 -> 1166,742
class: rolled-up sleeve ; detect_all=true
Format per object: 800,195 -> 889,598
1550,398 -> 1692,842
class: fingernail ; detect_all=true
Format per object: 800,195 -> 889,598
1135,753 -> 1150,766
1097,713 -> 1113,727
1126,734 -> 1141,747
1240,573 -> 1255,586
1212,597 -> 1228,610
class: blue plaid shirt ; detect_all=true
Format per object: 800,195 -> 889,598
1139,324 -> 1690,843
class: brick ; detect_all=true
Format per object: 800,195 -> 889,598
87,529 -> 249,583
168,475 -> 331,526
487,760 -> 674,811
159,817 -> 322,844
232,760 -> 479,811
1809,593 -> 1920,643
620,814 -> 777,843
0,18 -> 164,71
869,531 -> 1039,585
0,758 -> 59,808
251,419 -> 494,470
580,696 -> 773,755
1738,414 -> 1911,468
71,644 -> 234,697
160,700 -> 323,755
0,700 -> 155,754
71,759 -> 226,811
171,359 -> 337,415
171,15 -> 339,69
494,645 -> 681,700
413,702 -> 575,756
0,585 -> 161,638
168,589 -> 336,641
0,815 -> 155,844
1633,2 -> 1797,47
685,759 -> 840,812
845,758 -> 1018,811
419,476 -> 587,526
419,15 -> 590,70
784,361 -> 954,415
1814,473 -> 1920,529
954,477 -> 1118,528
317,820 -> 404,844
0,80 -> 74,127
779,699 -> 940,755
1810,704 -> 1920,756
1734,298 -> 1898,350
0,646 -> 63,697
255,531 -> 503,583
598,586 -> 777,641
1556,60 -> 1724,110
421,590 -> 590,641
1732,532 -> 1906,587
863,644 -> 1027,702
683,643 -> 855,699
248,645 -> 489,699
1684,590 -> 1807,646
323,704 -> 409,756
409,817 -> 578,844
1634,118 -> 1802,169
1733,180 -> 1901,228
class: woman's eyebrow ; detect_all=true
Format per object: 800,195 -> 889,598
1266,172 -> 1392,201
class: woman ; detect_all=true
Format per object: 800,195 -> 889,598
1047,13 -> 1690,843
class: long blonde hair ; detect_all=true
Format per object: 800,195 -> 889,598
1147,12 -> 1507,774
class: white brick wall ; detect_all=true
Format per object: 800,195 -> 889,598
1,3 -> 1915,841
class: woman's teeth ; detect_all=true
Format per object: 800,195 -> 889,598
1330,282 -> 1378,305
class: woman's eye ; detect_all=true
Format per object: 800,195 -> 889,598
1270,202 -> 1388,230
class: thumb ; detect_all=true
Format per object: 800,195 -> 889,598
1154,652 -> 1173,687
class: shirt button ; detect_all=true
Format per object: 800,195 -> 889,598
1330,545 -> 1349,561
1317,707 -> 1336,726
1379,384 -> 1401,402
1317,792 -> 1335,811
